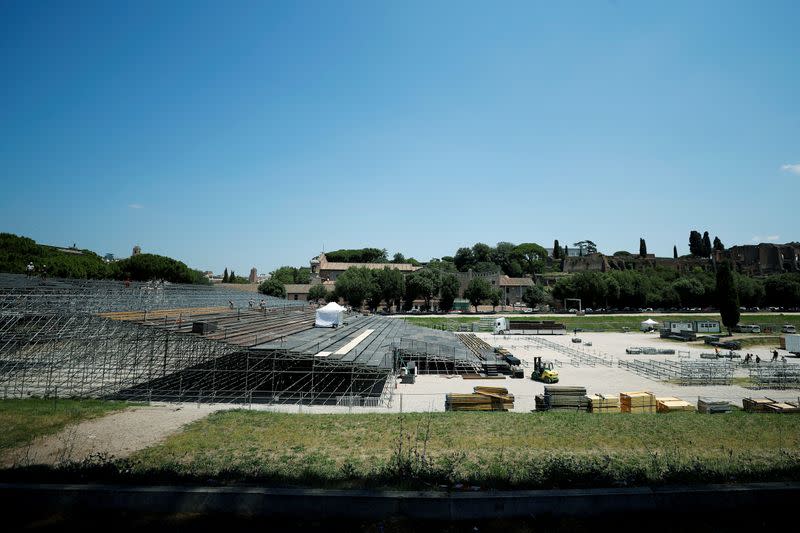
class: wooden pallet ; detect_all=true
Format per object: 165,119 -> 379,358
620,391 -> 656,413
656,396 -> 694,413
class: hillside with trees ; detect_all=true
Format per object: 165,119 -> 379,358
0,233 -> 210,285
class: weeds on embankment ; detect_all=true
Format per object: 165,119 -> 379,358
2,410 -> 800,490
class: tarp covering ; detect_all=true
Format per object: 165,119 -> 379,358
315,302 -> 346,328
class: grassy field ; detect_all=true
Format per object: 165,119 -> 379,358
92,410 -> 800,489
0,398 -> 130,451
406,313 -> 800,332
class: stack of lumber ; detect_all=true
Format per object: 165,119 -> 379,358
445,386 -> 514,411
542,385 -> 589,411
588,394 -> 620,413
764,402 -> 800,414
656,396 -> 694,413
534,394 -> 547,411
620,391 -> 656,413
697,397 -> 732,414
742,397 -> 776,412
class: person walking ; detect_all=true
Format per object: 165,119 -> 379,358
26,262 -> 34,278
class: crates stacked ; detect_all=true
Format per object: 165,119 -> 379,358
742,397 -> 776,412
588,394 -> 620,413
445,386 -> 514,411
542,385 -> 589,411
656,396 -> 694,413
697,397 -> 732,414
620,391 -> 656,413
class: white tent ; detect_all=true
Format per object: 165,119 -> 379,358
315,302 -> 346,328
640,318 -> 659,331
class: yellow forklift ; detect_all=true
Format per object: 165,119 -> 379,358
531,356 -> 559,383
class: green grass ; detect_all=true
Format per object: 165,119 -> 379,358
31,410 -> 788,489
407,313 -> 800,332
737,336 -> 782,348
0,398 -> 130,451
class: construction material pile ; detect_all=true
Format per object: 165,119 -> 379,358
764,401 -> 800,414
656,396 -> 694,413
743,397 -> 776,412
445,386 -> 514,411
539,385 -> 589,411
620,391 -> 656,413
588,394 -> 620,413
697,397 -> 732,414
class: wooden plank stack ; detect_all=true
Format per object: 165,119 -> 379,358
445,386 -> 514,411
742,397 -> 776,412
588,394 -> 620,413
764,402 -> 800,414
541,385 -> 589,411
656,396 -> 694,413
697,397 -> 732,414
620,391 -> 656,413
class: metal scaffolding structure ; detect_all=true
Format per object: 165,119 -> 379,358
617,358 -> 735,386
0,274 -> 482,406
748,363 -> 800,390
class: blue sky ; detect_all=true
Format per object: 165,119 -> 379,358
1,1 -> 798,275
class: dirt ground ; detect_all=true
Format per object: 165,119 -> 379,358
2,404 -> 226,467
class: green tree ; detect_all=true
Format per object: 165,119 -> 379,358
716,260 -> 740,334
438,273 -> 460,312
472,243 -> 492,263
258,278 -> 286,298
463,278 -> 492,312
392,252 -> 405,263
713,236 -> 724,252
689,231 -> 704,257
453,247 -> 475,271
522,285 -> 547,309
489,289 -> 502,312
553,239 -> 561,259
229,270 -> 235,282
222,268 -> 229,283
334,267 -> 376,309
325,290 -> 339,303
702,231 -> 712,257
325,248 -> 388,263
406,268 -> 442,311
673,245 -> 678,259
573,240 -> 597,255
308,284 -> 328,303
513,243 -> 548,276
639,238 -> 647,257
373,266 -> 406,311
672,277 -> 706,307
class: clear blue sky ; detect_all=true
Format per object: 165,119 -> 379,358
1,1 -> 798,275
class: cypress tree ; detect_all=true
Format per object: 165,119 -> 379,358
702,231 -> 712,257
713,236 -> 724,252
716,260 -> 740,335
229,270 -> 236,283
553,239 -> 561,259
222,268 -> 229,283
673,245 -> 678,259
689,230 -> 703,257
639,238 -> 647,257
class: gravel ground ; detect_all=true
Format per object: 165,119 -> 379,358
2,404 -> 227,467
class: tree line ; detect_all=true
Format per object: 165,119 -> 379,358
551,267 -> 799,310
0,233 -> 210,284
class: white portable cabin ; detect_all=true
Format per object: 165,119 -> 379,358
315,302 -> 346,328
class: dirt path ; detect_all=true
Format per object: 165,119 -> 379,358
2,404 -> 225,467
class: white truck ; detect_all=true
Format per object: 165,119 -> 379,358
782,334 -> 800,356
